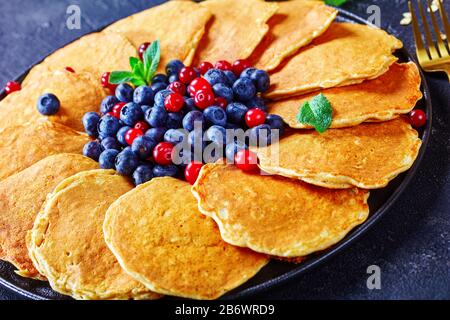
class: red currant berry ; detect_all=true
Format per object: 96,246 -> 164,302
153,142 -> 174,165
189,77 -> 212,95
4,81 -> 21,95
65,66 -> 75,73
138,42 -> 151,60
232,59 -> 252,76
235,150 -> 259,172
215,60 -> 233,71
194,90 -> 215,110
215,97 -> 228,109
245,108 -> 266,128
198,61 -> 213,75
134,121 -> 150,133
164,93 -> 185,112
179,66 -> 197,84
185,162 -> 204,185
101,72 -> 117,93
409,109 -> 427,128
168,81 -> 186,95
112,102 -> 126,119
125,128 -> 144,145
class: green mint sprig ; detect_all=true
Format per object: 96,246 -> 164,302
297,93 -> 333,133
109,40 -> 160,86
324,0 -> 348,6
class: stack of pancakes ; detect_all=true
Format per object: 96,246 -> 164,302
0,0 -> 423,300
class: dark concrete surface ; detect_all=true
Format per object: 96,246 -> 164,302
0,0 -> 448,300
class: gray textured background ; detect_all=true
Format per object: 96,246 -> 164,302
0,0 -> 449,300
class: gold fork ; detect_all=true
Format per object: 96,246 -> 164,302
409,0 -> 450,79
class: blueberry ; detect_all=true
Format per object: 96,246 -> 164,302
226,102 -> 248,124
145,105 -> 167,128
99,149 -> 119,169
225,122 -> 241,129
117,126 -> 131,146
246,97 -> 267,112
166,112 -> 183,129
164,129 -> 187,145
141,105 -> 152,114
250,70 -> 270,93
115,148 -> 139,176
204,68 -> 227,86
98,114 -> 121,138
212,83 -> 233,102
145,127 -> 166,143
133,165 -> 154,185
183,111 -> 204,132
100,96 -> 119,114
152,74 -> 168,85
83,141 -> 103,161
37,93 -> 60,115
233,78 -> 256,102
240,67 -> 257,79
266,114 -> 285,136
133,86 -> 154,105
154,89 -> 173,108
168,74 -> 179,83
115,83 -> 134,102
205,125 -> 226,145
120,102 -> 144,126
153,164 -> 178,178
223,70 -> 237,86
248,124 -> 272,146
204,106 -> 227,127
184,97 -> 197,113
225,141 -> 247,162
101,137 -> 121,150
131,136 -> 157,160
151,82 -> 167,94
166,59 -> 184,76
82,112 -> 101,137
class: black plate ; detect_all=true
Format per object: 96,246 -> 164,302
0,8 -> 432,300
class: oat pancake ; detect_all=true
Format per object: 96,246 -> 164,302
269,62 -> 422,129
27,170 -> 160,300
255,118 -> 422,189
193,0 -> 278,65
104,1 -> 212,70
0,70 -> 106,131
250,0 -> 337,71
23,32 -> 135,85
0,154 -> 98,280
0,120 -> 90,181
192,164 -> 369,258
104,177 -> 268,300
266,23 -> 403,99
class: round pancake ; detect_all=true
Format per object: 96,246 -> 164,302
250,0 -> 337,71
27,170 -> 159,300
0,120 -> 90,181
192,164 -> 370,258
0,70 -> 106,131
265,23 -> 403,99
104,0 -> 212,71
0,154 -> 98,280
268,62 -> 422,129
193,0 -> 278,65
104,177 -> 268,300
254,117 -> 422,189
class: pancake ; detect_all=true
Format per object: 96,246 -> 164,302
269,62 -> 422,129
193,0 -> 278,65
0,154 -> 98,280
27,170 -> 160,300
265,23 -> 403,99
104,177 -> 268,300
192,164 -> 370,258
104,1 -> 212,70
23,32 -> 135,85
250,0 -> 337,71
0,70 -> 106,131
254,117 -> 422,189
0,120 -> 90,181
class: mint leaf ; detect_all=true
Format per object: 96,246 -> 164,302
143,40 -> 161,82
130,57 -> 145,80
297,93 -> 333,133
324,0 -> 347,6
109,71 -> 136,84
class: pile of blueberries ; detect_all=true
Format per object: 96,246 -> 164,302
82,58 -> 285,186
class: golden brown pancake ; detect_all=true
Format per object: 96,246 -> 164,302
104,1 -> 212,70
266,23 -> 403,99
104,177 -> 268,300
0,120 -> 90,181
254,118 -> 422,189
23,32 -> 135,85
0,154 -> 98,280
27,170 -> 160,300
269,62 -> 422,129
193,0 -> 278,65
250,0 -> 337,71
192,164 -> 369,258
0,70 -> 106,131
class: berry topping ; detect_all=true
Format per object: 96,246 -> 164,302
226,102 -> 249,124
204,106 -> 228,127
166,59 -> 185,76
183,110 -> 204,132
101,72 -> 117,93
204,68 -> 228,86
166,112 -> 183,129
189,77 -> 212,95
37,93 -> 60,115
101,96 -> 119,115
214,97 -> 228,109
83,141 -> 104,162
101,137 -> 121,151
65,67 -> 75,73
133,85 -> 154,106
233,77 -> 256,102
164,129 -> 187,145
226,141 -> 247,163
248,124 -> 272,146
235,150 -> 259,172
245,108 -> 266,128
215,60 -> 233,71
152,74 -> 168,85
132,135 -> 157,160
116,126 -> 132,146
213,83 -> 233,103
185,162 -> 203,185
240,67 -> 257,79
112,102 -> 126,119
125,128 -> 144,146
266,114 -> 285,136
138,42 -> 151,60
179,66 -> 197,84
115,83 -> 135,103
232,59 -> 252,76
198,61 -> 214,75
115,148 -> 139,176
250,69 -> 270,93
99,149 -> 119,169
153,142 -> 174,165
120,102 -> 144,126
98,114 -> 121,138
134,121 -> 150,133
4,81 -> 21,95
168,81 -> 186,95
145,127 -> 166,143
164,93 -> 185,112
82,112 -> 101,138
154,89 -> 173,108
133,165 -> 154,186
409,109 -> 427,128
146,105 -> 168,128
205,125 -> 226,145
194,89 -> 215,110
153,164 -> 179,178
